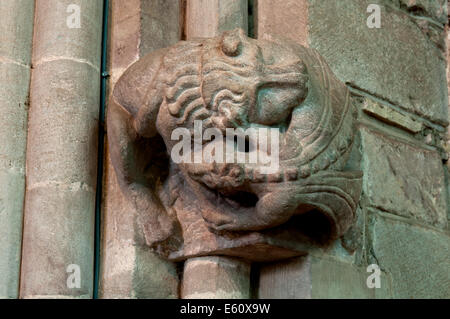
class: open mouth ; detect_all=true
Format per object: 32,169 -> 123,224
223,190 -> 259,207
198,180 -> 260,210
198,176 -> 335,246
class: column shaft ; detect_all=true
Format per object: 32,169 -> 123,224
181,257 -> 251,299
20,0 -> 103,298
258,257 -> 311,299
185,0 -> 248,39
0,0 -> 35,299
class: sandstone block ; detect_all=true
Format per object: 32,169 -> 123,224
309,0 -> 448,125
369,212 -> 450,298
361,127 -> 447,228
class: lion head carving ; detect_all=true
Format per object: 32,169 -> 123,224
108,29 -> 362,261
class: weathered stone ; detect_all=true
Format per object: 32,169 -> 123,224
360,126 -> 447,228
309,0 -> 448,125
361,97 -> 423,133
107,29 -> 362,261
0,169 -> 26,298
258,253 -> 393,299
97,0 -> 450,300
369,212 -> 450,298
258,257 -> 311,299
446,17 -> 450,175
100,155 -> 179,299
0,0 -> 35,65
26,60 -> 99,188
185,0 -> 248,39
310,256 -> 392,299
20,0 -> 102,298
389,0 -> 448,24
256,0 -> 309,47
140,0 -> 181,56
0,63 -> 30,170
0,0 -> 34,299
32,0 -> 102,69
100,0 -> 181,299
108,0 -> 140,81
181,257 -> 250,299
21,187 -> 95,298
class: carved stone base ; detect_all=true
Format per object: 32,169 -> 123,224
169,229 -> 311,262
169,170 -> 363,262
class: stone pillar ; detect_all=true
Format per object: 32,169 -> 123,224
0,0 -> 35,299
181,257 -> 250,299
186,0 -> 248,38
99,0 -> 181,299
178,0 -> 252,300
20,0 -> 103,298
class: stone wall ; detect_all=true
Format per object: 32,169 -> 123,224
256,0 -> 449,299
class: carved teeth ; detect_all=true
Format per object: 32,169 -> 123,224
267,171 -> 283,183
299,165 -> 310,178
252,169 -> 266,183
243,167 -> 315,183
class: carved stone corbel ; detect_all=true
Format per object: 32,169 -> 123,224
107,29 -> 363,262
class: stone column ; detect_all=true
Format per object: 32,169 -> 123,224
179,0 -> 251,300
20,0 -> 103,298
99,0 -> 181,299
186,0 -> 248,38
0,0 -> 35,299
181,257 -> 251,299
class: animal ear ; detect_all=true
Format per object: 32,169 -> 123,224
107,49 -> 182,256
113,48 -> 168,137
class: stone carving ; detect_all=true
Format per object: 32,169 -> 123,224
108,29 -> 363,262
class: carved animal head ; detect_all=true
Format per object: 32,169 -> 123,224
108,29 -> 362,259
